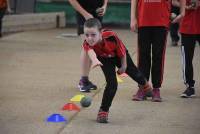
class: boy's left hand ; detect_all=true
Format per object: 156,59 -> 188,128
91,60 -> 103,69
117,66 -> 127,75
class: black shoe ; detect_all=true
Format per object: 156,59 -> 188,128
87,81 -> 97,90
180,87 -> 195,98
78,80 -> 97,92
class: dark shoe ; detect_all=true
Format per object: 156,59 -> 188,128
152,88 -> 162,102
180,87 -> 195,98
132,82 -> 152,101
96,109 -> 109,123
132,89 -> 146,101
78,80 -> 97,92
87,81 -> 97,90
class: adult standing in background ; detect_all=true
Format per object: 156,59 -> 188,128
68,0 -> 108,92
130,0 -> 186,102
180,0 -> 200,98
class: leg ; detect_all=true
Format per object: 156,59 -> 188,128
151,27 -> 168,102
115,51 -> 152,101
181,34 -> 196,87
80,49 -> 91,77
180,34 -> 196,98
170,6 -> 180,46
116,50 -> 146,86
96,57 -> 117,123
137,27 -> 152,81
78,49 -> 97,92
98,57 -> 118,112
76,12 -> 85,35
170,22 -> 179,46
151,27 -> 167,89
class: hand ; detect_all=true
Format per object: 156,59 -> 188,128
130,18 -> 138,33
91,60 -> 103,69
96,6 -> 106,17
172,14 -> 183,23
117,66 -> 127,75
84,13 -> 94,20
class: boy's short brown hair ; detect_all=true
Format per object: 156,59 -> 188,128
84,18 -> 102,31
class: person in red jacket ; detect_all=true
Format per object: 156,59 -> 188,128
0,0 -> 11,37
82,18 -> 151,123
179,0 -> 200,98
130,0 -> 186,102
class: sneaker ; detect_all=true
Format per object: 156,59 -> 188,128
180,87 -> 195,98
88,81 -> 97,90
96,109 -> 109,123
78,80 -> 91,92
152,88 -> 162,102
78,80 -> 97,92
132,89 -> 146,101
132,82 -> 152,101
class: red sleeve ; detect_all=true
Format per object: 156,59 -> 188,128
114,35 -> 126,58
82,41 -> 92,52
102,30 -> 126,58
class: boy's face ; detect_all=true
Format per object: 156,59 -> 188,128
84,26 -> 102,46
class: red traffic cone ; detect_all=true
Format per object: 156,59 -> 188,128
62,103 -> 80,111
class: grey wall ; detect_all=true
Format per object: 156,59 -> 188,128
10,0 -> 36,14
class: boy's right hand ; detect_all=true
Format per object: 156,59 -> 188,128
91,60 -> 103,69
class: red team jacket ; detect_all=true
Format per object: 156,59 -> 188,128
137,0 -> 171,27
179,0 -> 200,34
0,0 -> 7,9
83,30 -> 126,58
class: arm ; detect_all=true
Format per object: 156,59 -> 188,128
96,0 -> 108,16
68,0 -> 93,20
6,0 -> 12,13
130,0 -> 138,32
172,0 -> 186,23
87,49 -> 103,69
117,54 -> 127,75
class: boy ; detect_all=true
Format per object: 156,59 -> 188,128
68,0 -> 108,92
130,0 -> 185,102
179,0 -> 200,98
82,18 -> 151,123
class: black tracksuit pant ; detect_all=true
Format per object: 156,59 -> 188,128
138,26 -> 168,89
98,50 -> 146,112
181,34 -> 200,87
170,6 -> 180,43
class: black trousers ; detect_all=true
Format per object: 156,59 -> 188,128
98,50 -> 146,112
170,23 -> 179,42
170,6 -> 180,42
0,8 -> 6,37
181,34 -> 200,87
138,26 -> 168,88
